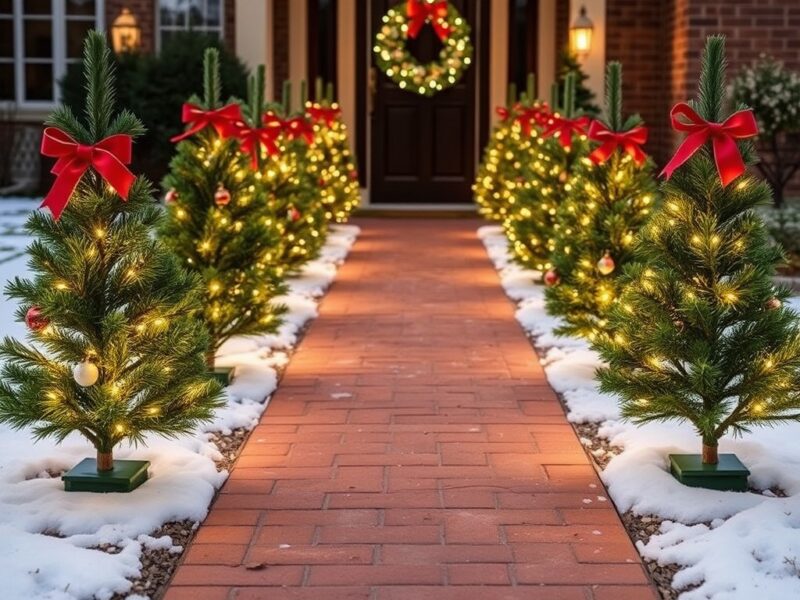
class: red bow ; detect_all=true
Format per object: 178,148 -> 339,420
282,116 -> 315,144
588,121 -> 649,166
235,123 -> 281,169
171,103 -> 243,142
496,106 -> 515,121
542,115 -> 590,150
406,0 -> 450,41
307,105 -> 341,127
661,103 -> 759,187
515,105 -> 550,136
40,127 -> 135,220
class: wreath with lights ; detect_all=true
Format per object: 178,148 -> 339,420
373,0 -> 473,97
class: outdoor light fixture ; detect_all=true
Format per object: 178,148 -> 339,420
570,5 -> 593,57
111,8 -> 141,53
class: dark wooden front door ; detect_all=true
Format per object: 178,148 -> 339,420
368,0 -> 483,204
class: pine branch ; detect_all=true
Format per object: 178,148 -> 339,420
83,30 -> 116,141
203,48 -> 222,109
605,62 -> 623,132
698,35 -> 726,122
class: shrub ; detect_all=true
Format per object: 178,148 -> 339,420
60,32 -> 249,185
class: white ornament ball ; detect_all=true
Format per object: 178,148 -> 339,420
73,361 -> 99,387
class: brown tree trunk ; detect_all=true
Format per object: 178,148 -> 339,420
97,450 -> 114,472
702,443 -> 718,465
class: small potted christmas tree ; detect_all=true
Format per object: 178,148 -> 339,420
596,36 -> 797,491
306,78 -> 360,224
0,32 -> 224,492
504,73 -> 590,274
161,51 -> 287,382
546,62 -> 658,340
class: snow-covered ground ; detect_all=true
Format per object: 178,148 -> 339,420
0,197 -> 359,600
479,224 -> 800,600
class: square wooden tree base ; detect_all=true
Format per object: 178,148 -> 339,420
211,366 -> 235,386
62,458 -> 150,493
669,453 -> 750,492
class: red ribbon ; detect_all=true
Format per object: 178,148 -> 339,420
661,103 -> 759,187
282,116 -> 315,145
306,105 -> 341,128
235,124 -> 281,169
515,104 -> 550,136
541,115 -> 590,150
406,0 -> 450,41
171,103 -> 243,143
588,121 -> 649,166
496,106 -> 514,121
40,127 -> 135,220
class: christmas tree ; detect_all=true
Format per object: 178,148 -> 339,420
260,82 -> 327,272
473,76 -> 547,222
306,79 -> 360,224
546,62 -> 658,341
504,74 -> 589,273
596,36 -> 800,468
161,51 -> 287,371
557,49 -> 600,116
0,32 -> 223,479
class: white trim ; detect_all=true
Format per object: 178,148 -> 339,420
9,0 -> 104,112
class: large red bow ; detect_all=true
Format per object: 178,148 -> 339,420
542,115 -> 590,150
40,127 -> 135,220
661,103 -> 758,187
406,0 -> 450,41
306,105 -> 341,128
515,104 -> 550,136
171,103 -> 243,142
235,123 -> 281,169
588,121 -> 649,166
282,116 -> 315,144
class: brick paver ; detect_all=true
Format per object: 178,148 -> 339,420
165,219 -> 657,600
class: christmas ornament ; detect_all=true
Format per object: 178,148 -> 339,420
25,306 -> 49,332
597,252 -> 616,275
171,103 -> 243,142
765,297 -> 782,310
288,207 -> 301,222
588,121 -> 649,166
673,319 -> 686,332
165,188 -> 179,203
40,127 -> 135,220
661,103 -> 759,187
373,1 -> 473,97
73,360 -> 99,387
214,184 -> 231,207
544,269 -> 560,287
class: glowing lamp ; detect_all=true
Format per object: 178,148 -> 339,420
111,8 -> 141,53
570,6 -> 593,57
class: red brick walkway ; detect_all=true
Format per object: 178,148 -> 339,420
165,219 -> 656,600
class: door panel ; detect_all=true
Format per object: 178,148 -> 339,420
370,0 -> 478,204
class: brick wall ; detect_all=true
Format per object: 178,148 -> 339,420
273,0 -> 290,100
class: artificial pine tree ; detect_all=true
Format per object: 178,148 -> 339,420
306,79 -> 360,224
546,62 -> 658,341
473,75 -> 545,222
161,50 -> 287,372
260,81 -> 327,272
596,36 -> 800,484
0,32 -> 223,488
505,74 -> 589,272
557,49 -> 600,116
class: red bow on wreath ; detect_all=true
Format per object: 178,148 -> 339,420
660,103 -> 758,187
282,116 -> 315,144
171,103 -> 243,142
306,105 -> 341,128
542,115 -> 591,150
588,121 -> 649,166
40,127 -> 136,220
406,0 -> 450,41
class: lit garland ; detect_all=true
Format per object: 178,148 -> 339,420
373,1 -> 473,97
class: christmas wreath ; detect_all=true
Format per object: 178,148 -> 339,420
373,0 -> 473,97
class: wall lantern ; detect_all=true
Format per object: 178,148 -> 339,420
111,8 -> 141,53
570,5 -> 593,57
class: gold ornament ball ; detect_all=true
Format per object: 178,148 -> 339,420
597,252 -> 616,276
73,361 -> 99,387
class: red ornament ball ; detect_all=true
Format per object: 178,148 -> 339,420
349,170 -> 359,180
318,177 -> 327,187
544,269 -> 560,287
165,188 -> 179,203
25,306 -> 49,332
214,184 -> 231,207
597,252 -> 616,276
288,207 -> 301,222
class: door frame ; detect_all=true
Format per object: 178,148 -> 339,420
355,0 -> 491,204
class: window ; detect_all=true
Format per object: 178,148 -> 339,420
158,0 -> 223,49
307,0 -> 337,99
508,0 -> 538,94
2,0 -> 102,107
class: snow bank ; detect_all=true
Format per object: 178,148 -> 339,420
479,225 -> 800,599
0,208 -> 359,600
